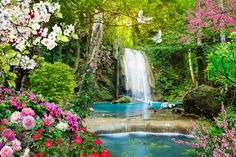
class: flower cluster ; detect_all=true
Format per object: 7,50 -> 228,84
8,54 -> 37,70
0,0 -> 61,51
0,87 -> 110,156
181,0 -> 236,42
0,0 -> 76,72
173,104 -> 236,157
0,128 -> 23,157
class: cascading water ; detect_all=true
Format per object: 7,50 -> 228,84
123,48 -> 152,103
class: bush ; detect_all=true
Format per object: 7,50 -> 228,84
173,104 -> 236,157
0,87 -> 110,156
113,96 -> 132,104
206,33 -> 236,86
30,62 -> 76,104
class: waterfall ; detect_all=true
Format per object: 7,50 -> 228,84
123,48 -> 152,103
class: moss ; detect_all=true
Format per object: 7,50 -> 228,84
96,88 -> 113,101
113,96 -> 132,104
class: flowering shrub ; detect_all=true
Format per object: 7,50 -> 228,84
173,104 -> 236,157
71,63 -> 97,118
0,0 -> 77,88
0,87 -> 110,157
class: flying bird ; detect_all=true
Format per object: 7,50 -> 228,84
137,10 -> 153,24
149,30 -> 162,43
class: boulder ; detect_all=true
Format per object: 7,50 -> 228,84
183,85 -> 223,119
112,96 -> 132,104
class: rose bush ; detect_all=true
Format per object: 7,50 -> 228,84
0,87 -> 110,157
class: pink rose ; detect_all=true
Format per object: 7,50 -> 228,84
0,146 -> 13,157
10,112 -> 21,124
21,147 -> 30,157
11,139 -> 22,151
2,129 -> 15,141
43,115 -> 55,126
22,116 -> 35,130
21,108 -> 35,117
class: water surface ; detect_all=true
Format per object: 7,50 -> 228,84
99,132 -> 193,157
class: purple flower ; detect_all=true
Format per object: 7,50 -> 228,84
0,140 -> 5,151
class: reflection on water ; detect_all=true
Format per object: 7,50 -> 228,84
98,132 -> 193,157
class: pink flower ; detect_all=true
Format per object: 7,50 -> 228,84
0,146 -> 13,157
11,139 -> 22,151
1,119 -> 8,125
90,63 -> 95,68
21,147 -> 30,157
74,136 -> 82,144
10,111 -> 21,124
43,115 -> 55,126
2,129 -> 15,141
22,116 -> 35,130
21,108 -> 35,117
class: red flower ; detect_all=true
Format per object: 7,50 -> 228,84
90,153 -> 99,157
74,136 -> 83,144
79,126 -> 87,131
94,139 -> 103,145
32,154 -> 38,157
32,133 -> 41,141
45,140 -> 53,148
39,153 -> 45,157
56,139 -> 63,145
81,154 -> 86,157
37,129 -> 44,133
101,149 -> 110,157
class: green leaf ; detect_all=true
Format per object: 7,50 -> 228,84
72,33 -> 79,39
59,36 -> 69,42
7,80 -> 16,88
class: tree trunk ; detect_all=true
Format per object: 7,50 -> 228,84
220,0 -> 226,43
88,12 -> 104,64
196,46 -> 206,85
114,39 -> 120,99
188,50 -> 197,86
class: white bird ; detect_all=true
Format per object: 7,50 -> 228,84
137,10 -> 153,24
149,30 -> 162,43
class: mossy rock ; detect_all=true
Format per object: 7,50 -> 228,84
183,85 -> 223,119
97,89 -> 113,101
113,96 -> 132,104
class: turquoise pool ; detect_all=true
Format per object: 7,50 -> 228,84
92,102 -> 151,117
99,132 -> 193,157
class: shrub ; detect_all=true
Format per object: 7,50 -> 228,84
173,104 -> 236,157
30,62 -> 76,104
0,87 -> 110,156
70,63 -> 97,118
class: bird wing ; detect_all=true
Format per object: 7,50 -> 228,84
143,17 -> 153,21
153,30 -> 162,39
156,39 -> 162,43
137,18 -> 145,23
138,9 -> 143,18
